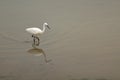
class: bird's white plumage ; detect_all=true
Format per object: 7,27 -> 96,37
26,22 -> 50,36
26,27 -> 43,34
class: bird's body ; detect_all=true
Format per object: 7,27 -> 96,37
26,22 -> 50,46
26,27 -> 43,35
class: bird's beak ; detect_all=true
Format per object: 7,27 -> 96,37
47,25 -> 51,29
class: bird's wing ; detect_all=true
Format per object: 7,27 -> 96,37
26,27 -> 42,34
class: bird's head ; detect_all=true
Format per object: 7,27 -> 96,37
44,22 -> 51,29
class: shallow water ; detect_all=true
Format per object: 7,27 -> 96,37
0,0 -> 120,80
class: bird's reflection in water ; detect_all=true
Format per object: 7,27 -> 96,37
27,45 -> 51,63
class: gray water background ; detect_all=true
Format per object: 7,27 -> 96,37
0,0 -> 120,80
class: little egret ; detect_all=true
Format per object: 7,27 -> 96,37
26,22 -> 50,45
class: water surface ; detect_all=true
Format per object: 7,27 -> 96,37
0,0 -> 120,80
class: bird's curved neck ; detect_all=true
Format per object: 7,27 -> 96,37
42,24 -> 46,32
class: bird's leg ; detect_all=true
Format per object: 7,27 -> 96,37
32,34 -> 40,46
32,34 -> 36,45
35,36 -> 40,46
32,34 -> 34,38
33,37 -> 36,45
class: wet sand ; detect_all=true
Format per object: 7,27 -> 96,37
0,0 -> 120,80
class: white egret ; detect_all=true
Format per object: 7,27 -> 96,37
26,22 -> 50,45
